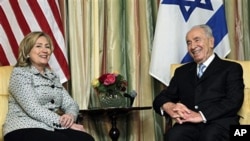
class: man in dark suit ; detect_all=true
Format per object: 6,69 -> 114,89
153,24 -> 244,141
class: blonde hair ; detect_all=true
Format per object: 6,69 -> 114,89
15,31 -> 54,67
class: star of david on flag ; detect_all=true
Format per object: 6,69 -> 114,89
149,0 -> 230,86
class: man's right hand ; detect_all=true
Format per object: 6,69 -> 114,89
162,102 -> 191,124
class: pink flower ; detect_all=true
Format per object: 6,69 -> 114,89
103,74 -> 116,85
92,72 -> 127,94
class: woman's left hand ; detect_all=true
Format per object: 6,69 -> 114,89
60,114 -> 74,128
70,123 -> 86,132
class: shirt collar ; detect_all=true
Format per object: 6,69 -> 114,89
202,53 -> 215,67
197,53 -> 215,71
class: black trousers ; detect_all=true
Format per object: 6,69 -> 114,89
164,122 -> 229,141
4,128 -> 95,141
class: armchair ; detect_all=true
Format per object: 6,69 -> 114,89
164,59 -> 250,133
0,66 -> 13,141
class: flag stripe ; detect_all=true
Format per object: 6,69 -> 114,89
0,44 -> 9,65
0,6 -> 19,59
10,0 -> 31,34
47,0 -> 64,37
38,1 -> 68,59
207,5 -> 228,47
27,0 -> 69,79
0,0 -> 70,83
0,26 -> 17,64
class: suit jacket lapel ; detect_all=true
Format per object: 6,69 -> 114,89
187,63 -> 198,86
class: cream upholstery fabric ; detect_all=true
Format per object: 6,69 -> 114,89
0,66 -> 13,141
233,60 -> 250,124
170,60 -> 250,125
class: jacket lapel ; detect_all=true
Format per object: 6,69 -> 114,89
187,63 -> 199,86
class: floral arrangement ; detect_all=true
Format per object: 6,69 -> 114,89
91,72 -> 127,95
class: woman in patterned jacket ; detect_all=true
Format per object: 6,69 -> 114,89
3,31 -> 94,141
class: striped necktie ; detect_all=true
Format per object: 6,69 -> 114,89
198,64 -> 206,78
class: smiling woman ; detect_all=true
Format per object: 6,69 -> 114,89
24,35 -> 53,73
2,31 -> 95,141
15,32 -> 54,69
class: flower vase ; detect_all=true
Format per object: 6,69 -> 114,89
98,92 -> 127,108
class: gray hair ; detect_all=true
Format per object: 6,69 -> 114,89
191,24 -> 213,38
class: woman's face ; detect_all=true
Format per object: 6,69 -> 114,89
29,36 -> 52,70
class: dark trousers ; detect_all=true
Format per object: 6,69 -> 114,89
164,122 -> 229,141
4,128 -> 95,141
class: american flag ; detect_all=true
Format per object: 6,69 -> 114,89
0,0 -> 70,83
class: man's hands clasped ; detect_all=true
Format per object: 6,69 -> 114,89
162,102 -> 203,124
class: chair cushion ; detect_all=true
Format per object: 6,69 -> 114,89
0,66 -> 13,95
0,66 -> 13,141
239,88 -> 250,124
0,95 -> 8,141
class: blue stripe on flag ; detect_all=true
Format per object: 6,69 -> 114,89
207,5 -> 228,47
181,5 -> 228,63
181,53 -> 192,63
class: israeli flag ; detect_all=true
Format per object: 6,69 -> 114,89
149,0 -> 230,86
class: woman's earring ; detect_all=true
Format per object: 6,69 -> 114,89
27,55 -> 30,58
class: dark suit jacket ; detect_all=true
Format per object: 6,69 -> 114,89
153,54 -> 244,130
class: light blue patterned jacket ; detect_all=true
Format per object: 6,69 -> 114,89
3,66 -> 79,136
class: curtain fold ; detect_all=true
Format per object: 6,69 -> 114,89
241,0 -> 250,60
225,0 -> 250,60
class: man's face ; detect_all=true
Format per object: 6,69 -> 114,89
186,27 -> 214,64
